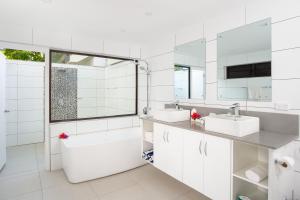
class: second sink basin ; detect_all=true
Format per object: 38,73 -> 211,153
152,109 -> 190,122
205,114 -> 259,137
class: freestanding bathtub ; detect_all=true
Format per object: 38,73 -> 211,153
61,127 -> 145,183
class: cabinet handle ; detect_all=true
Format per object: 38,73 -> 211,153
163,131 -> 166,143
167,131 -> 169,143
199,140 -> 202,155
204,141 -> 207,156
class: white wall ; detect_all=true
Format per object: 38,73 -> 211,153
5,60 -> 44,147
141,0 -> 300,114
77,65 -> 105,118
105,61 -> 136,115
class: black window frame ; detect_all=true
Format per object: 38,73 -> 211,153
225,61 -> 271,79
49,49 -> 138,123
174,65 -> 191,99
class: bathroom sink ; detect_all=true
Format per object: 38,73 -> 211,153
152,109 -> 190,122
205,114 -> 259,137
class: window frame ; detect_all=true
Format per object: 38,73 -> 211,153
49,49 -> 138,123
174,65 -> 191,99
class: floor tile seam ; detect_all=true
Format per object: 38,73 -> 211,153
34,144 -> 44,200
0,169 -> 39,181
92,181 -> 140,199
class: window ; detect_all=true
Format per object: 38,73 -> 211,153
226,61 -> 271,79
190,69 -> 205,99
49,50 -> 137,122
174,65 -> 190,99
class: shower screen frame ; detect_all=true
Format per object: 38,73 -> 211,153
49,49 -> 138,123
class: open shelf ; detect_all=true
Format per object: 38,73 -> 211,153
142,119 -> 154,165
143,139 -> 153,144
143,131 -> 153,144
142,148 -> 153,165
233,141 -> 269,200
233,165 -> 268,190
142,156 -> 154,165
233,176 -> 268,200
247,190 -> 268,200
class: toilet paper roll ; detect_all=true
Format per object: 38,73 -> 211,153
277,156 -> 295,169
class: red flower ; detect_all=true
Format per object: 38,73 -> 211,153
59,132 -> 69,139
191,112 -> 201,120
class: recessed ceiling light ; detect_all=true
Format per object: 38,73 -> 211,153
144,12 -> 153,17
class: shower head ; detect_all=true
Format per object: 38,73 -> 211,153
139,66 -> 147,71
137,60 -> 150,74
139,66 -> 150,74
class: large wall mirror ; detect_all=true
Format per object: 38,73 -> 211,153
49,50 -> 137,122
217,18 -> 272,101
174,39 -> 206,100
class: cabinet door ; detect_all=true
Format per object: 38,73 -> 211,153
183,131 -> 204,193
153,123 -> 169,173
153,123 -> 183,181
165,126 -> 183,181
203,134 -> 231,200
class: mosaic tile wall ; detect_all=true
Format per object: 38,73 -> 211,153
51,67 -> 77,121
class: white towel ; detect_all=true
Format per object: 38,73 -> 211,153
248,87 -> 261,100
245,164 -> 267,183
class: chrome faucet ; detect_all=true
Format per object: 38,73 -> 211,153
175,100 -> 180,110
230,103 -> 240,117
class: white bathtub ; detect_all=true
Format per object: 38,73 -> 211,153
61,127 -> 145,183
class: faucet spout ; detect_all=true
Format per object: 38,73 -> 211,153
230,103 -> 240,118
174,100 -> 180,110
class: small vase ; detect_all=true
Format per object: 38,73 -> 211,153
191,119 -> 196,126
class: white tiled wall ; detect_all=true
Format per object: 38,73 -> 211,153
105,61 -> 136,115
5,60 -> 44,146
49,116 -> 140,170
77,66 -> 104,118
141,1 -> 300,114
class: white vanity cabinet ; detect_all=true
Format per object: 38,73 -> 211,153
203,134 -> 231,200
182,131 -> 204,193
183,130 -> 231,200
153,122 -> 231,200
153,123 -> 183,181
146,120 -> 295,200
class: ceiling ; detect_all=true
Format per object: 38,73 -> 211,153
0,0 -> 243,44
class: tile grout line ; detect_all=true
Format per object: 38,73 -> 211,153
87,181 -> 102,200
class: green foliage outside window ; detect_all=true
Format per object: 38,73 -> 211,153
1,49 -> 45,62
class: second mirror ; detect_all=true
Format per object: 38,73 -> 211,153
174,39 -> 206,100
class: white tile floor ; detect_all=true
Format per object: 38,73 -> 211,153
0,143 -> 211,200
